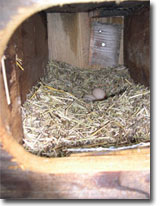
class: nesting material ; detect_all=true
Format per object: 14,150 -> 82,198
22,61 -> 150,157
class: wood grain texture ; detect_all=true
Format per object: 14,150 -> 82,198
47,13 -> 90,68
90,17 -> 124,66
0,145 -> 150,199
0,12 -> 48,143
124,6 -> 150,86
0,0 -> 150,199
89,22 -> 121,67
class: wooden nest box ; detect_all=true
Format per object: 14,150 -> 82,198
0,0 -> 150,199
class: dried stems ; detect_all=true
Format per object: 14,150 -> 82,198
22,61 -> 150,157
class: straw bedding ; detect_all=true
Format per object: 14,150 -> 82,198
22,61 -> 150,157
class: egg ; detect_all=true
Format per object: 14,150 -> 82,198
92,88 -> 106,100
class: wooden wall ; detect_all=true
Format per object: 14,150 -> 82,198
0,12 -> 48,143
124,6 -> 150,86
47,13 -> 90,68
19,12 -> 48,103
47,13 -> 124,68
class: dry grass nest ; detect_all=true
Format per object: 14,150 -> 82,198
22,61 -> 150,157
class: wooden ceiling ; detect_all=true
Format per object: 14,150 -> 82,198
45,1 -> 150,16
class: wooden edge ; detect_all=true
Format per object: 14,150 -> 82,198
0,121 -> 150,174
0,0 -> 150,175
0,143 -> 150,199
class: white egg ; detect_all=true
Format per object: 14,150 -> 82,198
92,88 -> 106,100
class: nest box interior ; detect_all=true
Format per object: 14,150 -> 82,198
0,0 -> 150,156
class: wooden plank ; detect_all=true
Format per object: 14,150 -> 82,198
47,13 -> 90,68
77,13 -> 91,67
124,6 -> 150,86
119,20 -> 124,65
0,145 -> 150,199
89,22 -> 122,67
90,17 -> 124,65
0,13 -> 48,144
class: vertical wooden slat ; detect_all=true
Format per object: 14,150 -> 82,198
89,22 -> 122,67
47,13 -> 90,68
91,16 -> 124,65
124,6 -> 150,86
